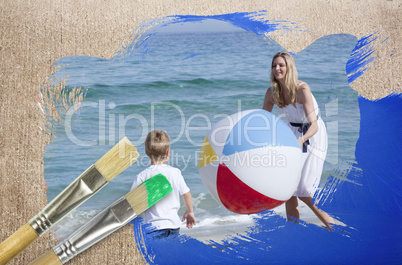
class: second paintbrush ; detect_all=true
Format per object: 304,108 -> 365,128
29,173 -> 172,265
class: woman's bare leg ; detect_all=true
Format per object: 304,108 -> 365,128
299,196 -> 334,231
285,196 -> 299,223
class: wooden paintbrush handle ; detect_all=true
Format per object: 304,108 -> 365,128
29,250 -> 62,265
0,223 -> 39,265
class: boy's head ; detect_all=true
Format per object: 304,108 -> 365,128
145,130 -> 170,163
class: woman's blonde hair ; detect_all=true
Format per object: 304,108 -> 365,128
270,51 -> 299,108
145,130 -> 170,161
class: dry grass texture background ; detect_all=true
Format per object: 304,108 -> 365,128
0,0 -> 400,264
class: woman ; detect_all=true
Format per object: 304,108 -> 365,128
262,51 -> 334,230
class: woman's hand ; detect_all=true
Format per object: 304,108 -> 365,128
297,137 -> 304,150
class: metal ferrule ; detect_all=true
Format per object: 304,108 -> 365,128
29,165 -> 108,236
53,197 -> 137,264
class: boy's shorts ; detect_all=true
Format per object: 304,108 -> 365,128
147,228 -> 180,239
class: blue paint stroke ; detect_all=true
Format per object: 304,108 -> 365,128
346,32 -> 378,83
183,53 -> 202,60
168,11 -> 298,36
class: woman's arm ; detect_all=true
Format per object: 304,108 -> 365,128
298,83 -> 318,146
262,87 -> 274,112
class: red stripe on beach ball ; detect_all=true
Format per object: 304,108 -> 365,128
217,163 -> 286,214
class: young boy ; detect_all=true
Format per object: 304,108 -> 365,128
131,130 -> 196,239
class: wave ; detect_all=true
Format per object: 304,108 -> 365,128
193,214 -> 256,228
178,78 -> 215,85
51,209 -> 100,240
76,78 -> 263,92
128,78 -> 216,89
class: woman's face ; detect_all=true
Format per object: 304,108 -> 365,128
272,56 -> 287,81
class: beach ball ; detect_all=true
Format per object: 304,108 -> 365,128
198,109 -> 302,214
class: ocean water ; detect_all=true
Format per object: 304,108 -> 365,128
44,20 -> 359,240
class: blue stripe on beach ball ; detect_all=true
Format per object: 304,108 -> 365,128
222,110 -> 299,156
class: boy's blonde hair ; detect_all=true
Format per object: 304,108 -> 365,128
145,130 -> 170,161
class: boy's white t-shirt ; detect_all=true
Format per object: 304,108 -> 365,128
130,164 -> 190,230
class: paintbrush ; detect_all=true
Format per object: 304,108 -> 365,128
0,137 -> 139,265
29,173 -> 172,265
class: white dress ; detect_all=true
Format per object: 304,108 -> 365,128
278,84 -> 328,197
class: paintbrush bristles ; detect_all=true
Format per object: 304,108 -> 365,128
124,185 -> 148,215
125,174 -> 173,215
29,249 -> 62,265
94,137 -> 139,181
